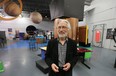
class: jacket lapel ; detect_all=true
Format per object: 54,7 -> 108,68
54,39 -> 58,64
65,39 -> 70,63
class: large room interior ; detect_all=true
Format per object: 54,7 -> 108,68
0,0 -> 116,76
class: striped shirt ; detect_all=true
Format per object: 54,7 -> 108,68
58,40 -> 67,67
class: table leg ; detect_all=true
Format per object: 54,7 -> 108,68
81,53 -> 91,69
114,58 -> 116,68
81,62 -> 90,69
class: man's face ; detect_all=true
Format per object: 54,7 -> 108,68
57,21 -> 69,38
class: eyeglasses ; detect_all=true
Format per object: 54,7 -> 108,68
57,26 -> 68,29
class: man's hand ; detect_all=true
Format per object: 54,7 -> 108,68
51,63 -> 59,72
63,63 -> 71,71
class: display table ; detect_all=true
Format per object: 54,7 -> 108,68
77,46 -> 93,51
77,48 -> 92,69
36,36 -> 45,44
39,47 -> 47,60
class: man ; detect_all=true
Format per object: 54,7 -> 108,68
45,19 -> 78,76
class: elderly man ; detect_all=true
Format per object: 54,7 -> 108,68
45,19 -> 78,76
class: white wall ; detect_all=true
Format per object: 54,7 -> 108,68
84,0 -> 116,50
0,17 -> 54,39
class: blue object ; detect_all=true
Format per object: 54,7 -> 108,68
36,36 -> 44,38
41,50 -> 45,60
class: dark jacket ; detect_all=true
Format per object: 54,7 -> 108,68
45,38 -> 78,76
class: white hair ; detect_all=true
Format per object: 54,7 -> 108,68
57,19 -> 71,29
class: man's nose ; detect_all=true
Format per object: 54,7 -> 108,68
60,27 -> 63,30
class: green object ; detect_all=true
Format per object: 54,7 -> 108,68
85,52 -> 92,59
0,61 -> 5,73
77,46 -> 93,50
86,48 -> 93,50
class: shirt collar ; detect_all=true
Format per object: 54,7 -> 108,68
57,37 -> 68,41
57,37 -> 68,45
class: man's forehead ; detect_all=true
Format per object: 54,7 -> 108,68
58,21 -> 68,26
59,20 -> 68,23
58,24 -> 68,27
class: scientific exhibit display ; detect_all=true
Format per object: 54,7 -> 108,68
26,25 -> 37,35
30,11 -> 43,24
0,0 -> 23,20
5,1 -> 21,16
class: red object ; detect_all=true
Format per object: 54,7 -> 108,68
95,30 -> 101,42
77,48 -> 91,53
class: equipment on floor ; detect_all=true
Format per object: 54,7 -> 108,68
113,28 -> 116,68
113,28 -> 116,47
29,35 -> 36,49
0,61 -> 5,73
0,31 -> 7,48
36,60 -> 49,74
26,25 -> 37,49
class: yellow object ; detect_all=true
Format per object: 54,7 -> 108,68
39,47 -> 47,51
85,25 -> 88,44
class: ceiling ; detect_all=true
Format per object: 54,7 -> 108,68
20,0 -> 93,19
0,0 -> 93,20
21,0 -> 52,19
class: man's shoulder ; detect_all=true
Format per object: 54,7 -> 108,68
68,38 -> 74,42
68,38 -> 77,44
48,38 -> 58,43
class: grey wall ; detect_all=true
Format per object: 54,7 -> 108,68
84,0 -> 116,50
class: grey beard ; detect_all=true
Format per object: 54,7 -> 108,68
58,33 -> 68,38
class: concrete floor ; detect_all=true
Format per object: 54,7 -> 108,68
0,40 -> 116,76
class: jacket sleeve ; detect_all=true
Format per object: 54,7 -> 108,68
45,40 -> 53,67
69,41 -> 78,68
